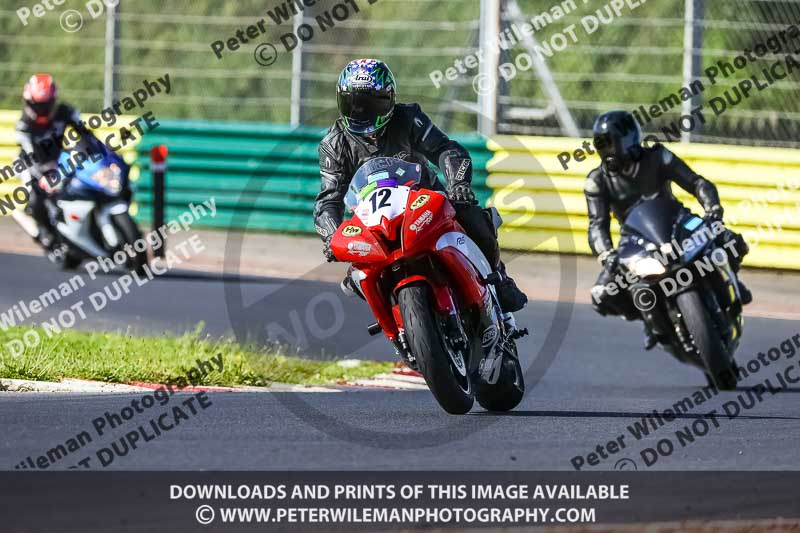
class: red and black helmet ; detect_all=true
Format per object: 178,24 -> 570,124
23,74 -> 58,125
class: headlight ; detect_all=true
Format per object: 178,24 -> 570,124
629,256 -> 667,278
92,167 -> 122,194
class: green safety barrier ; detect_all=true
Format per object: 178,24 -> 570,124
133,119 -> 492,234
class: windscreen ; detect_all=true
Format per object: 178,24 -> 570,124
621,196 -> 682,245
344,157 -> 422,211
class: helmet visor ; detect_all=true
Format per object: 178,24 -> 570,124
593,132 -> 616,159
27,99 -> 55,118
338,90 -> 393,132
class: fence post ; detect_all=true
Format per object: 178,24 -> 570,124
103,3 -> 120,109
477,0 -> 500,136
681,0 -> 704,143
150,145 -> 168,258
290,11 -> 305,126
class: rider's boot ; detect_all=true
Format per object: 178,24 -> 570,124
738,279 -> 753,305
38,228 -> 54,248
495,261 -> 527,313
643,322 -> 657,351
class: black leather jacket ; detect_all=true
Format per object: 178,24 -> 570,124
584,143 -> 721,256
15,103 -> 87,180
313,103 -> 473,240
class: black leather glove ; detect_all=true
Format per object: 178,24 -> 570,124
447,182 -> 476,209
704,205 -> 724,223
598,249 -> 619,271
322,236 -> 337,263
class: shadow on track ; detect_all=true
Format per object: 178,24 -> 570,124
471,409 -> 800,421
95,268 -> 281,284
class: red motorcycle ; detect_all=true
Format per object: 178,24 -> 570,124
330,157 -> 526,414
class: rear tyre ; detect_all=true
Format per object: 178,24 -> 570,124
112,212 -> 147,274
398,283 -> 474,414
475,345 -> 525,412
676,290 -> 738,391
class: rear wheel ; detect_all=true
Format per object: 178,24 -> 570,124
475,343 -> 525,412
676,290 -> 738,390
112,212 -> 147,274
398,283 -> 473,414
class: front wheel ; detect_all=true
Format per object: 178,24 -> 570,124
61,252 -> 83,271
676,290 -> 737,390
475,343 -> 525,412
398,283 -> 474,414
112,212 -> 147,274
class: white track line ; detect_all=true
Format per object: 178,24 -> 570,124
0,378 -> 341,394
339,368 -> 428,390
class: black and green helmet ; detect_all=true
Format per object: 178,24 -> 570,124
337,59 -> 396,135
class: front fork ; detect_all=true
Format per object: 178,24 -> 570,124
476,291 -> 521,385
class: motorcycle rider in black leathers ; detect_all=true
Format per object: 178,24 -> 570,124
585,110 -> 751,348
16,74 -> 90,249
313,59 -> 527,313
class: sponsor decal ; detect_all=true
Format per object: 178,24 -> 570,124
450,349 -> 467,376
481,325 -> 498,348
347,241 -> 372,257
410,194 -> 430,210
341,225 -> 362,237
455,159 -> 471,181
370,158 -> 391,171
409,210 -> 433,232
352,72 -> 373,87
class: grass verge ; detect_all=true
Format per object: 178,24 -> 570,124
0,326 -> 392,387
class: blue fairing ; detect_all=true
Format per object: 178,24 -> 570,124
59,138 -> 130,197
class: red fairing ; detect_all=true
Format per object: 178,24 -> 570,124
401,191 -> 455,254
436,246 -> 489,308
401,189 -> 487,309
330,220 -> 387,263
334,185 -> 489,342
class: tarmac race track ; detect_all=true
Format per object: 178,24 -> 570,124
1,251 -> 799,470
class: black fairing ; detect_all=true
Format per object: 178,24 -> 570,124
616,196 -> 742,371
621,197 -> 683,245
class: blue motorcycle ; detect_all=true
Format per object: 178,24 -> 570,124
15,134 -> 147,272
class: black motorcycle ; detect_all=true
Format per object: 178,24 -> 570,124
616,197 -> 744,390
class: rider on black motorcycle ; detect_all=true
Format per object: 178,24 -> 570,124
16,74 -> 90,249
313,58 -> 527,313
585,110 -> 751,348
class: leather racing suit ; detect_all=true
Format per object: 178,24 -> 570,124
585,142 -> 747,316
313,103 -> 500,271
15,103 -> 88,241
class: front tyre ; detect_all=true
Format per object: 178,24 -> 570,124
61,252 -> 82,271
112,212 -> 147,274
676,290 -> 738,390
475,343 -> 525,412
398,283 -> 474,414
